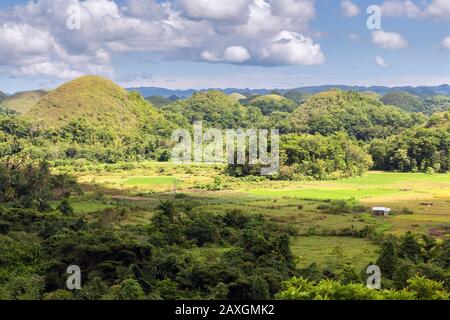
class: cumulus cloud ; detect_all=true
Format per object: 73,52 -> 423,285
260,31 -> 325,65
0,0 -> 324,79
423,0 -> 450,20
0,23 -> 56,65
440,36 -> 450,51
380,0 -> 421,18
341,1 -> 360,17
200,46 -> 251,63
223,46 -> 251,63
177,0 -> 253,21
12,62 -> 84,79
379,0 -> 450,20
200,50 -> 220,62
375,56 -> 389,68
371,30 -> 409,49
271,0 -> 316,20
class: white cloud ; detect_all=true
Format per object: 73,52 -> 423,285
271,0 -> 316,19
440,36 -> 450,51
177,0 -> 252,21
380,0 -> 421,18
379,0 -> 450,20
260,31 -> 325,65
341,1 -> 360,17
375,56 -> 389,68
200,50 -> 220,62
0,23 -> 55,65
223,46 -> 251,63
371,30 -> 409,49
0,0 -> 324,80
236,0 -> 315,38
423,0 -> 450,20
201,46 -> 251,63
12,62 -> 84,79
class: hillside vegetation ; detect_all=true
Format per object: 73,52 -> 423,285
0,76 -> 176,162
381,91 -> 423,113
1,90 -> 47,114
247,94 -> 298,115
1,76 -> 449,176
26,76 -> 164,133
228,92 -> 247,101
289,90 -> 425,140
381,91 -> 450,115
370,111 -> 450,172
1,76 -> 450,300
162,91 -> 264,128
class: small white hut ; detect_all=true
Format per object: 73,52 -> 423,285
371,207 -> 392,216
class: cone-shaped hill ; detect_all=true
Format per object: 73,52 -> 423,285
249,94 -> 287,103
2,90 -> 47,114
25,75 -> 171,135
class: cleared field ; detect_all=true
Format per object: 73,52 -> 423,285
124,176 -> 180,186
291,236 -> 379,270
69,166 -> 449,237
246,188 -> 398,200
50,199 -> 113,213
241,172 -> 450,236
64,164 -> 449,269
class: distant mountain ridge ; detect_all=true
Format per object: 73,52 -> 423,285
0,90 -> 7,101
127,84 -> 450,98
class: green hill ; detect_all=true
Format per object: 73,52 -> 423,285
249,94 -> 287,103
247,94 -> 297,115
25,75 -> 169,134
381,91 -> 423,113
289,90 -> 425,140
229,92 -> 247,101
370,110 -> 450,172
425,110 -> 450,129
0,90 -> 7,102
1,90 -> 47,114
162,91 -> 263,128
146,95 -> 172,108
422,95 -> 450,115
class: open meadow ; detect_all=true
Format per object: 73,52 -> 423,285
52,161 -> 450,270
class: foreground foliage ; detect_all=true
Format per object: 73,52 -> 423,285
276,276 -> 449,300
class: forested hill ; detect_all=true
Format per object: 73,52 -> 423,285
0,75 -> 448,177
288,90 -> 425,140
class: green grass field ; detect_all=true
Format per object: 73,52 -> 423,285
246,188 -> 398,200
291,236 -> 379,270
124,176 -> 180,186
62,162 -> 449,268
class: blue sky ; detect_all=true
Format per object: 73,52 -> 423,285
0,0 -> 449,93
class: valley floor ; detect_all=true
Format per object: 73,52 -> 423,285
52,162 -> 450,269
